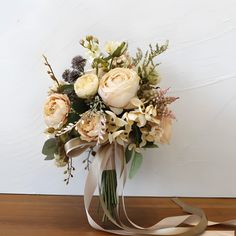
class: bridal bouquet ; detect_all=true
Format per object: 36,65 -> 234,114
42,36 -> 209,235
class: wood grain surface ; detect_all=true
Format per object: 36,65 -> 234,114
0,195 -> 236,235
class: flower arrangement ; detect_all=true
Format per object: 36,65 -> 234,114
41,35 -> 195,234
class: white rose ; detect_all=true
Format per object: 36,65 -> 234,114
105,41 -> 121,54
74,73 -> 99,99
43,93 -> 70,129
98,68 -> 140,108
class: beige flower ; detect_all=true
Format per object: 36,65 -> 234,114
74,73 -> 99,99
103,111 -> 130,145
43,93 -> 70,129
140,117 -> 173,146
75,111 -> 106,142
124,98 -> 160,127
98,68 -> 140,108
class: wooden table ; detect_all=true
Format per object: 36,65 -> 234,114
1,194 -> 236,235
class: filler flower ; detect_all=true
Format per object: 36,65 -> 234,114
140,117 -> 173,146
74,73 -> 99,99
98,68 -> 140,108
43,93 -> 70,129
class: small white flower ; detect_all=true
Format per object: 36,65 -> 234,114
105,41 -> 121,54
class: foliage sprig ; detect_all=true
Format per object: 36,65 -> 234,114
43,55 -> 59,86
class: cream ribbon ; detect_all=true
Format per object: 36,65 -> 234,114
65,138 -> 236,235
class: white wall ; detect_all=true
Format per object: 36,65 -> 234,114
0,0 -> 236,196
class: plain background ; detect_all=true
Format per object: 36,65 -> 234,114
0,0 -> 236,196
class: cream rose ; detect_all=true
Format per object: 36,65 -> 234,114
75,111 -> 104,142
74,73 -> 99,99
98,68 -> 140,108
43,93 -> 70,129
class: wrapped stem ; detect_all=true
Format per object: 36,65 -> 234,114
100,150 -> 118,222
101,169 -> 118,222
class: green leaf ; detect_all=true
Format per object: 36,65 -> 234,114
71,98 -> 89,114
132,124 -> 142,145
42,138 -> 58,155
143,142 -> 158,148
129,152 -> 143,179
125,147 -> 134,163
44,154 -> 55,160
67,112 -> 81,123
104,42 -> 127,60
58,84 -> 74,94
111,42 -> 127,57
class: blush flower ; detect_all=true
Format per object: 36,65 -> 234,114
43,93 -> 70,129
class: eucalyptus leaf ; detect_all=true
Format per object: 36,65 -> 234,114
44,154 -> 55,160
143,142 -> 158,148
125,147 -> 134,163
42,138 -> 58,155
129,152 -> 143,179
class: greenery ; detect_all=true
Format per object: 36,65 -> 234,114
64,158 -> 75,185
43,55 -> 59,86
125,146 -> 134,163
129,151 -> 143,179
42,138 -> 58,160
100,170 -> 118,222
133,41 -> 169,85
80,35 -> 128,74
144,142 -> 158,148
132,124 -> 142,145
92,42 -> 127,73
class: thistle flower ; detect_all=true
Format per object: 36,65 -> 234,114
62,69 -> 70,81
62,55 -> 86,84
62,69 -> 81,84
71,56 -> 86,71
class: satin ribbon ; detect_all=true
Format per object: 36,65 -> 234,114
64,138 -> 236,235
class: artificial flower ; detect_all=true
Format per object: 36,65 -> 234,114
75,111 -> 106,142
98,68 -> 140,108
105,41 -> 121,54
74,73 -> 99,99
43,93 -> 70,129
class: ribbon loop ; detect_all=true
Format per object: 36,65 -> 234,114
64,139 -> 235,235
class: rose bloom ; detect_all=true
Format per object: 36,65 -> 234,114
75,111 -> 104,142
98,68 -> 140,108
43,93 -> 70,129
74,73 -> 99,99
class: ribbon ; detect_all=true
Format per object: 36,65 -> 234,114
65,138 -> 236,235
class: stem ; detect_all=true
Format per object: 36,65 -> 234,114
101,169 -> 117,222
43,55 -> 60,86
